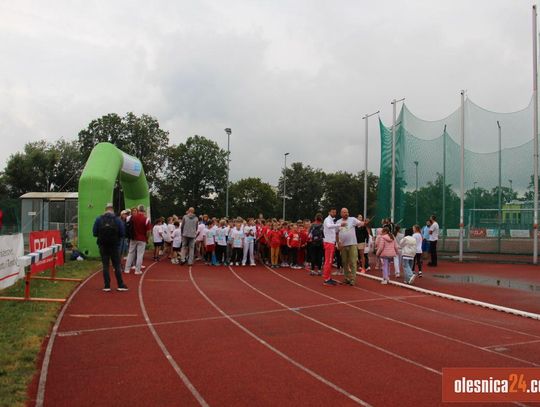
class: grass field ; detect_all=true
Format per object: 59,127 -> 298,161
0,259 -> 100,407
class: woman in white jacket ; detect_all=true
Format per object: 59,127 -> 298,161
400,228 -> 417,285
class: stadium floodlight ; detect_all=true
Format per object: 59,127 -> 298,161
362,110 -> 379,219
224,128 -> 232,218
391,98 -> 405,223
283,153 -> 290,220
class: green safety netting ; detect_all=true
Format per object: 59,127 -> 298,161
377,96 -> 537,253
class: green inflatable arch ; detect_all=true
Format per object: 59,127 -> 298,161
78,142 -> 150,257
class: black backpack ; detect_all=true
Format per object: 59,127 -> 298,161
310,224 -> 324,246
98,215 -> 119,246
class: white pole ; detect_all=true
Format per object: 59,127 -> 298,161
459,90 -> 465,262
362,110 -> 379,219
533,5 -> 539,265
224,128 -> 231,218
390,98 -> 405,223
283,153 -> 289,220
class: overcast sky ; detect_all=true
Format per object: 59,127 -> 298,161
0,0 -> 534,185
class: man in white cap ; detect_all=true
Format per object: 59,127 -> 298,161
92,203 -> 128,292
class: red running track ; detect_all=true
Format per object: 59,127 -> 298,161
27,257 -> 540,407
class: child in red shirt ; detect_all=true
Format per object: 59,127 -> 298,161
287,224 -> 302,269
280,222 -> 290,267
268,223 -> 282,268
297,223 -> 309,268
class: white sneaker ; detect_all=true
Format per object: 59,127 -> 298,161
102,287 -> 111,292
408,275 -> 416,285
134,271 -> 142,275
242,263 -> 246,266
395,273 -> 401,278
250,263 -> 256,267
380,279 -> 388,285
123,270 -> 130,274
235,262 -> 240,266
141,265 -> 146,269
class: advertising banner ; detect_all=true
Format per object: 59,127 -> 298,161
29,230 -> 64,275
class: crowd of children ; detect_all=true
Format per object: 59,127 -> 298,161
142,210 -> 437,287
127,210 -> 447,293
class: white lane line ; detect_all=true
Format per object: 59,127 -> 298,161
36,269 -> 101,407
189,267 -> 372,407
230,266 -> 441,375
57,296 -> 412,337
357,271 -> 540,320
350,276 -> 540,341
306,266 -> 540,340
139,264 -> 209,407
483,339 -> 540,349
265,266 -> 539,367
69,314 -> 138,318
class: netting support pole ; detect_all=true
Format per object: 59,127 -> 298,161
497,121 -> 502,254
442,125 -> 447,250
533,5 -> 539,265
459,90 -> 465,262
390,98 -> 405,223
391,100 -> 396,223
362,110 -> 379,219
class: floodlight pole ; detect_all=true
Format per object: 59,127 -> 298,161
283,153 -> 289,220
497,121 -> 502,253
224,128 -> 231,218
391,98 -> 405,223
533,5 -> 539,264
414,161 -> 419,224
459,90 -> 465,262
362,110 -> 379,219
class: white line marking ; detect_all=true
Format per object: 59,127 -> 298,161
483,339 -> 540,349
231,266 -> 441,375
57,296 -> 411,337
349,276 -> 540,341
189,267 -> 371,406
69,314 -> 138,318
357,272 -> 540,320
139,263 -> 209,407
265,266 -> 539,367
36,269 -> 101,407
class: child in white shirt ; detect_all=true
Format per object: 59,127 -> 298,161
171,221 -> 182,264
152,218 -> 164,261
229,221 -> 245,266
215,220 -> 229,265
242,218 -> 257,266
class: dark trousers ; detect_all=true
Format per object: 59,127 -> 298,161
215,245 -> 226,264
429,240 -> 437,266
413,253 -> 423,271
310,244 -> 323,270
335,249 -> 342,268
289,247 -> 298,266
100,245 -> 124,288
231,248 -> 243,263
364,253 -> 370,269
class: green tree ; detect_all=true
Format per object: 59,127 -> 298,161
321,171 -> 379,218
228,177 -> 279,218
77,112 -> 169,187
157,135 -> 227,216
277,163 -> 325,221
3,140 -> 82,197
402,173 -> 460,228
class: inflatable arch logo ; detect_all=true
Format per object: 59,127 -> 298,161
78,142 -> 150,257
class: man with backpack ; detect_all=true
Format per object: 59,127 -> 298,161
92,203 -> 128,292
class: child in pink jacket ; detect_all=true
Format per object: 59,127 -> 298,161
376,227 -> 399,284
